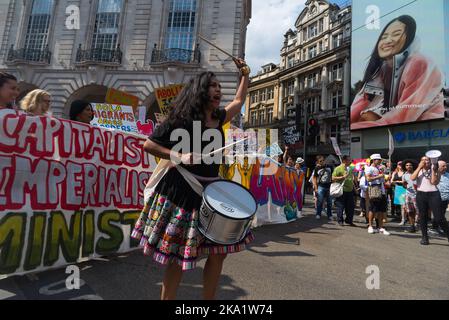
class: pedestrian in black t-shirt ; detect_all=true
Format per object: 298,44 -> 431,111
312,155 -> 333,220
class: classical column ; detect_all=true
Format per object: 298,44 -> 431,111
343,57 -> 351,106
278,82 -> 284,120
321,65 -> 328,111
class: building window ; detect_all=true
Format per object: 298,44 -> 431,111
319,18 -> 324,33
330,124 -> 341,140
286,80 -> 295,96
166,0 -> 197,50
251,92 -> 259,104
287,55 -> 295,68
331,90 -> 343,110
330,63 -> 343,81
267,107 -> 273,123
306,98 -> 318,115
308,45 -> 317,59
308,22 -> 317,38
260,89 -> 267,101
267,87 -> 274,100
307,73 -> 317,88
24,0 -> 55,51
250,111 -> 257,126
302,29 -> 307,42
259,109 -> 265,125
332,32 -> 343,49
92,0 -> 123,50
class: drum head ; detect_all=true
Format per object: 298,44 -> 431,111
203,180 -> 257,219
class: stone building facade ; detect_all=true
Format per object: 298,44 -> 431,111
0,0 -> 251,124
245,0 -> 351,163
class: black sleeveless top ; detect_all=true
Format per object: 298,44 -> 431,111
147,109 -> 227,210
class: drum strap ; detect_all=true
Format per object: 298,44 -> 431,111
143,159 -> 175,203
176,165 -> 204,196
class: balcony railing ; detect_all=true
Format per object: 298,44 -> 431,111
75,44 -> 123,64
320,107 -> 347,118
151,44 -> 201,64
6,45 -> 51,64
300,82 -> 322,93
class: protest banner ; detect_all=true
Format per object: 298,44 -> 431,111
0,110 -> 156,278
0,110 -> 303,277
91,103 -> 138,134
105,88 -> 140,110
155,84 -> 184,115
244,158 -> 304,226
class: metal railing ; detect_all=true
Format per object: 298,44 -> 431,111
75,44 -> 123,64
151,45 -> 201,64
7,45 -> 51,64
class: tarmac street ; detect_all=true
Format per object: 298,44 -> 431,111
1,196 -> 449,300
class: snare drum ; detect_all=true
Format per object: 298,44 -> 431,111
198,180 -> 257,245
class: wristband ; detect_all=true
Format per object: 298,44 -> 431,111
240,65 -> 251,76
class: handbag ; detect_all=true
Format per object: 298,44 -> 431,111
330,181 -> 344,198
368,184 -> 382,200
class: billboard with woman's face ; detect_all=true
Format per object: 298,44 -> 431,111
350,0 -> 447,130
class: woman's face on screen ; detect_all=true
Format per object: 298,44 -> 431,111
377,21 -> 407,59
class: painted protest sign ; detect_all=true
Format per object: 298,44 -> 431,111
91,103 -> 138,134
105,88 -> 140,110
282,126 -> 301,146
155,84 -> 184,115
220,157 -> 305,226
0,110 -> 156,278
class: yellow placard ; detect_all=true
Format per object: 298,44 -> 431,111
155,84 -> 184,115
106,88 -> 140,110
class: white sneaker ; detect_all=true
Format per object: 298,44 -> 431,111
379,228 -> 390,236
297,212 -> 303,219
368,226 -> 375,234
315,215 -> 321,220
398,220 -> 405,226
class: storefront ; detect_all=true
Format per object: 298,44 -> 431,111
351,120 -> 449,162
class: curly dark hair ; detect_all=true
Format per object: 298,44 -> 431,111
166,71 -> 220,128
401,159 -> 417,172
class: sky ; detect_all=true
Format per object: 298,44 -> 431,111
245,0 -> 350,75
245,0 -> 306,75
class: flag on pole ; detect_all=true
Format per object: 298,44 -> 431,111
330,137 -> 342,156
388,129 -> 394,157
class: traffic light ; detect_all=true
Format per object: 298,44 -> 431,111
295,104 -> 301,126
308,118 -> 319,136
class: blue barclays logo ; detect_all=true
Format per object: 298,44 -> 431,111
394,132 -> 406,143
394,128 -> 449,143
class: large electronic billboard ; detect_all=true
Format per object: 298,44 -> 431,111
350,0 -> 447,130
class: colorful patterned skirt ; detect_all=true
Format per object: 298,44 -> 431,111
131,168 -> 254,271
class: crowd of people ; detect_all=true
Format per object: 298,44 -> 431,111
2,66 -> 448,302
285,151 -> 449,246
0,71 -> 94,124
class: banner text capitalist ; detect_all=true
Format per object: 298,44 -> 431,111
0,112 -> 151,166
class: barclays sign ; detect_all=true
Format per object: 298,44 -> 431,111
394,128 -> 449,143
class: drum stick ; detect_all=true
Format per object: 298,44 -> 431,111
198,34 -> 236,60
207,137 -> 249,157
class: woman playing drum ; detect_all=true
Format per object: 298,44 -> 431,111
131,58 -> 252,300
